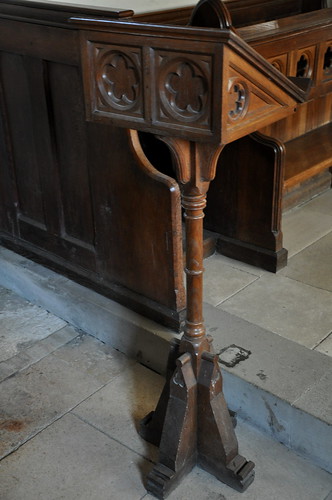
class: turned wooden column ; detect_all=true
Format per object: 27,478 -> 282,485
139,138 -> 255,498
160,139 -> 223,364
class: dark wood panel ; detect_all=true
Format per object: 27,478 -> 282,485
0,3 -> 186,327
48,61 -> 95,246
18,219 -> 97,270
21,57 -> 63,236
0,51 -> 45,226
205,132 -> 286,272
87,124 -> 185,310
134,6 -> 193,24
0,68 -> 17,234
285,122 -> 332,185
0,1 -> 133,27
0,18 -> 78,64
260,94 -> 332,141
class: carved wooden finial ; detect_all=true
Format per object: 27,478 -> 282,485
189,0 -> 232,29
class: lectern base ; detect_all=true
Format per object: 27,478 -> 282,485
140,344 -> 255,499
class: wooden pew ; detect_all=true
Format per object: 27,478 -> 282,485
0,0 -> 330,333
189,1 -> 332,271
136,0 -> 326,25
0,0 -> 186,330
243,8 -> 332,210
139,0 -> 332,272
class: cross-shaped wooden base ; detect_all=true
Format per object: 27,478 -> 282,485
140,339 -> 255,499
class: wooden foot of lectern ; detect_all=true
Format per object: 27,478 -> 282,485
140,343 -> 254,499
139,139 -> 255,499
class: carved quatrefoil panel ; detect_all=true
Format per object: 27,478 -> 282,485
157,53 -> 212,129
95,46 -> 142,116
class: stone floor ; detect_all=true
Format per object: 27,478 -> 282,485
0,190 -> 332,499
204,189 -> 332,355
0,315 -> 332,500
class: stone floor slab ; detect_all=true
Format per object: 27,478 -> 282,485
73,363 -> 164,462
0,333 -> 133,459
0,325 -> 78,383
51,332 -> 135,385
219,274 -> 332,348
0,412 -> 150,500
282,206 -> 332,258
0,287 -> 67,363
203,254 -> 259,306
281,232 -> 332,293
301,189 -> 332,216
143,419 -> 332,500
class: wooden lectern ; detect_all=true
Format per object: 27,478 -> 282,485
72,1 -> 307,497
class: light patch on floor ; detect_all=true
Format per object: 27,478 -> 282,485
0,287 -> 66,363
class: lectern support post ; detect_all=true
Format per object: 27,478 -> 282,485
140,140 -> 255,499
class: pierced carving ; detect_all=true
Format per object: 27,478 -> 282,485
296,52 -> 312,78
158,57 -> 211,124
323,46 -> 332,75
96,48 -> 141,111
228,79 -> 248,120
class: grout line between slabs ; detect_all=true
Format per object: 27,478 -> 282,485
286,227 -> 332,260
0,361 -> 137,462
312,331 -> 332,351
0,330 -> 81,384
291,367 -> 332,409
70,411 -> 156,465
212,275 -> 261,307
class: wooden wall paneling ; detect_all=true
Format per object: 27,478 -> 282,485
134,7 -> 193,25
48,61 -> 96,251
0,59 -> 18,235
20,57 -> 63,236
0,8 -> 186,329
261,93 -> 332,143
311,92 -> 332,127
0,18 -> 79,65
0,52 -> 46,229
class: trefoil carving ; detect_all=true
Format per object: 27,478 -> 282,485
228,79 -> 248,120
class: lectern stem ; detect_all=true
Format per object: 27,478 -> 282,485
140,140 -> 255,498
